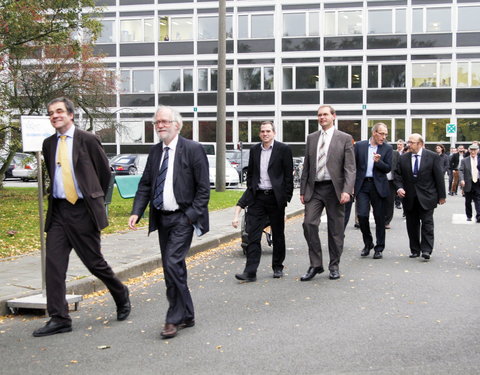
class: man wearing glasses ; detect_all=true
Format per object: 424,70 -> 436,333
129,106 -> 210,339
354,123 -> 392,259
395,134 -> 446,260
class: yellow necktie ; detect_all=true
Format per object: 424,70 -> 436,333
472,158 -> 478,184
57,135 -> 78,204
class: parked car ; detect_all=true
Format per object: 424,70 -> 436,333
110,154 -> 148,175
1,152 -> 31,180
207,155 -> 240,188
225,149 -> 250,183
11,153 -> 38,181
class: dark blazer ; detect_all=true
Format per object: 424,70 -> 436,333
42,128 -> 111,231
301,129 -> 356,202
354,140 -> 392,198
459,156 -> 479,193
247,140 -> 294,207
449,151 -> 467,170
131,136 -> 210,235
391,150 -> 400,177
395,149 -> 446,211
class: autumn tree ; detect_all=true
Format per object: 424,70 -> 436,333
0,0 -> 117,186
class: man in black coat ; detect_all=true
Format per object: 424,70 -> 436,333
395,134 -> 446,260
459,144 -> 480,222
235,121 -> 293,282
34,97 -> 130,337
129,106 -> 210,339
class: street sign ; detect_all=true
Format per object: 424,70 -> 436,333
446,123 -> 457,137
20,116 -> 54,152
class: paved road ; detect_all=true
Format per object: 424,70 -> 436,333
0,194 -> 479,374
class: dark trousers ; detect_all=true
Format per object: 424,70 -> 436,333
405,197 -> 435,255
244,191 -> 286,275
155,210 -> 194,325
46,200 -> 126,322
356,179 -> 386,252
465,182 -> 480,220
303,181 -> 344,271
385,180 -> 396,225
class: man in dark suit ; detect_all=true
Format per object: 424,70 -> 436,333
449,145 -> 467,195
395,134 -> 446,260
33,97 -> 130,337
235,121 -> 294,282
129,106 -> 210,339
459,144 -> 480,222
300,105 -> 356,281
354,123 -> 392,259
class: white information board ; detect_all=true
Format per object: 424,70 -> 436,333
20,116 -> 54,152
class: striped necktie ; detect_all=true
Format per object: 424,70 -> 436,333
316,132 -> 326,180
153,147 -> 169,210
57,135 -> 78,204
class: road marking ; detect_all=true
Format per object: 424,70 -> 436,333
452,214 -> 475,225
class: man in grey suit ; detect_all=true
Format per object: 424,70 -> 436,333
459,144 -> 480,222
300,105 -> 356,281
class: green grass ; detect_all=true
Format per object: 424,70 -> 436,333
0,187 -> 243,258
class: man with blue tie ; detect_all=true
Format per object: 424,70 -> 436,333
354,123 -> 392,259
129,106 -> 210,339
34,97 -> 130,337
395,134 -> 446,260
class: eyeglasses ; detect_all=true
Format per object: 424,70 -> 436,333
407,141 -> 419,144
154,120 -> 175,126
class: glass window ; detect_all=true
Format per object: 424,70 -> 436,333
120,19 -> 153,42
251,121 -> 262,142
412,9 -> 423,33
425,118 -> 449,142
458,6 -> 480,32
238,15 -> 248,38
338,120 -> 361,141
439,63 -> 450,87
264,67 -> 274,90
308,12 -> 320,36
308,119 -> 318,134
95,123 -> 116,143
413,64 -> 436,87
283,120 -> 305,142
352,66 -> 361,88
159,69 -> 180,92
239,121 -> 248,142
368,66 -> 378,88
381,65 -> 405,88
198,15 -> 233,40
458,62 -> 480,87
297,67 -> 318,89
180,121 -> 193,140
473,63 -> 480,87
324,12 -> 336,36
211,69 -> 233,91
120,70 -> 130,92
144,19 -> 154,42
145,121 -> 154,143
283,67 -> 293,90
426,8 -> 450,33
198,68 -> 208,91
395,9 -> 406,33
412,118 -> 423,135
284,13 -> 306,37
98,20 -> 115,43
251,14 -> 274,38
121,121 -> 143,144
395,119 -> 405,141
184,69 -> 193,91
368,10 -> 391,34
159,16 -> 169,41
132,70 -> 154,93
338,11 -> 362,35
239,68 -> 261,90
199,121 -> 216,142
457,118 -> 480,142
171,17 -> 193,41
325,66 -> 348,88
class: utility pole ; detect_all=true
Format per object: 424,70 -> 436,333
215,0 -> 226,191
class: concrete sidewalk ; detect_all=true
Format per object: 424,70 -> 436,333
0,190 -> 304,315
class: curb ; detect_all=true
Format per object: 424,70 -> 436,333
0,207 -> 304,316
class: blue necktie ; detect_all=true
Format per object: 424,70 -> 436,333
153,147 -> 169,210
413,154 -> 419,177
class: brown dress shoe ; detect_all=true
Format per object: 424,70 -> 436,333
161,323 -> 178,339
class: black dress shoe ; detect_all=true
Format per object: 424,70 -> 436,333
361,244 -> 373,257
33,319 -> 72,337
409,253 -> 420,258
117,286 -> 131,321
300,266 -> 324,281
422,252 -> 431,260
235,272 -> 257,282
179,318 -> 195,329
467,217 -> 472,221
273,269 -> 283,278
373,251 -> 383,259
329,270 -> 340,280
161,323 -> 178,339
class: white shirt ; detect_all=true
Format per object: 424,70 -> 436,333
366,140 -> 378,178
258,140 -> 274,190
161,135 -> 179,211
53,126 -> 83,199
316,126 -> 334,181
